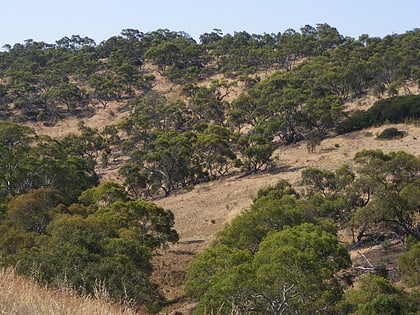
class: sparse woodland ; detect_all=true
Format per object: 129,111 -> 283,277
0,24 -> 419,314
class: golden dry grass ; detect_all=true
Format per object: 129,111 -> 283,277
0,267 -> 144,315
153,122 -> 420,313
18,71 -> 420,314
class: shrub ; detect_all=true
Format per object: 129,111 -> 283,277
336,110 -> 374,134
376,127 -> 406,140
337,95 -> 420,134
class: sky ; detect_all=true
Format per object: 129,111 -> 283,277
1,0 -> 419,47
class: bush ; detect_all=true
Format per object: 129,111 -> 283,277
372,95 -> 420,123
336,110 -> 374,134
337,95 -> 420,134
376,127 -> 406,140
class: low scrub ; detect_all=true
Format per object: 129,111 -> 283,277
337,95 -> 420,134
376,127 -> 407,140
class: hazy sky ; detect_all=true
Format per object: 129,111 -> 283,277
1,0 -> 419,46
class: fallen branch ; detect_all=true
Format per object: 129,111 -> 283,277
357,251 -> 374,268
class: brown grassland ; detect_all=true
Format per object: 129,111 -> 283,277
7,71 -> 420,314
0,267 -> 145,315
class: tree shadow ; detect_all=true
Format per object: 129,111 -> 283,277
177,239 -> 205,245
168,250 -> 195,255
269,164 -> 306,174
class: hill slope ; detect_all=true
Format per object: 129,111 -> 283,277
151,121 -> 420,313
17,68 -> 419,313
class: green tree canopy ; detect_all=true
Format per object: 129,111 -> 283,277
187,223 -> 350,314
336,275 -> 419,314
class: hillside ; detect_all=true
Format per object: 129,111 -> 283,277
0,27 -> 419,314
19,76 -> 420,314
152,123 -> 420,313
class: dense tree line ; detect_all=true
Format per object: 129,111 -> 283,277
0,121 -> 98,202
1,26 -> 418,120
0,184 -> 178,313
1,27 -> 419,197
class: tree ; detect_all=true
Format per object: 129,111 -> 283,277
119,162 -> 156,199
31,136 -> 99,204
181,80 -> 232,123
102,199 -> 179,249
185,244 -> 252,301
314,23 -> 343,54
236,126 -> 275,173
0,224 -> 37,256
277,28 -> 303,71
88,72 -> 124,108
351,150 -> 420,240
301,165 -> 356,222
145,41 -> 181,74
302,164 -> 355,199
43,82 -> 86,113
0,122 -> 37,197
78,182 -> 129,208
248,223 -> 350,314
229,91 -> 266,129
217,194 -> 305,253
194,124 -> 236,179
3,189 -> 178,312
187,223 -> 350,314
398,240 -> 420,287
336,275 -> 418,314
124,130 -> 198,196
7,213 -> 164,311
61,121 -> 108,165
7,188 -> 64,234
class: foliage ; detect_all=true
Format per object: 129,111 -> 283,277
1,26 -> 420,313
376,127 -> 406,140
0,122 -> 37,197
337,95 -> 420,134
0,122 -> 98,203
0,183 -> 178,311
351,150 -> 420,241
186,150 -> 420,313
185,180 -> 350,314
2,27 -> 419,195
186,223 -> 350,314
1,26 -> 417,124
216,194 -> 305,253
336,275 -> 419,314
300,150 -> 420,242
301,164 -> 355,221
236,127 -> 275,173
6,188 -> 64,234
398,240 -> 420,287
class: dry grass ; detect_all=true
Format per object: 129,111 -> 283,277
153,122 -> 420,313
0,267 -> 144,315
18,69 -> 420,313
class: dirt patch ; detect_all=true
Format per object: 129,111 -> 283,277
350,240 -> 404,284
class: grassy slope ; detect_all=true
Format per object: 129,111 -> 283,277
0,267 -> 144,315
153,123 -> 420,313
17,70 -> 420,314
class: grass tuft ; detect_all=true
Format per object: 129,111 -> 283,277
0,267 -> 145,315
